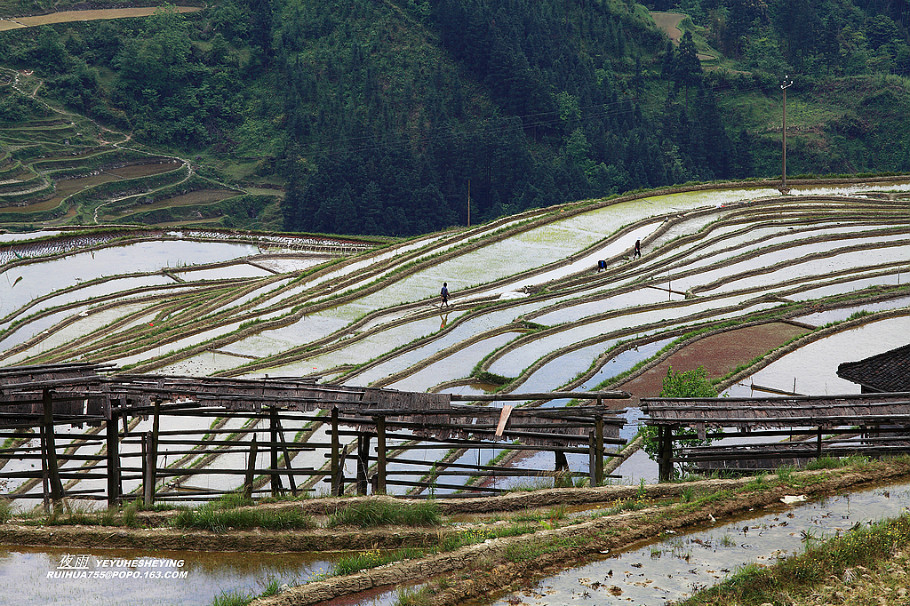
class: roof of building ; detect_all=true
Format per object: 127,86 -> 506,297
837,343 -> 910,393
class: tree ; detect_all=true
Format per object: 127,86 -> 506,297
642,365 -> 718,467
675,31 -> 702,106
659,365 -> 718,399
723,0 -> 768,56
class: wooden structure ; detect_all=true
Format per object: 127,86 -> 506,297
837,343 -> 910,394
0,364 -> 630,506
642,393 -> 910,480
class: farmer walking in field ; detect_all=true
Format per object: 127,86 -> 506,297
440,282 -> 450,308
634,239 -> 642,258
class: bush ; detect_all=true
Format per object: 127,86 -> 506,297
642,366 -> 718,464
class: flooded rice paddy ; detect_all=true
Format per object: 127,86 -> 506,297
723,316 -> 910,397
0,183 -> 909,574
491,481 -> 910,606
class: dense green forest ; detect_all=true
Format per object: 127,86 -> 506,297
1,0 -> 910,236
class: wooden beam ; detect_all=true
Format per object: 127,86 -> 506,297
41,389 -> 64,507
330,406 -> 342,497
243,435 -> 258,500
376,415 -> 386,495
106,413 -> 121,507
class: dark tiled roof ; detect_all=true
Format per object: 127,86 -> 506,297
837,343 -> 910,393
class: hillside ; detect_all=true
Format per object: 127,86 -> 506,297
0,0 -> 909,235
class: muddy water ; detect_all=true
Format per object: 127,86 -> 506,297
490,481 -> 910,606
1,546 -> 333,606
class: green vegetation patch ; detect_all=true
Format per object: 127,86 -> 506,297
327,500 -> 441,528
333,547 -> 426,576
172,496 -> 314,533
678,513 -> 910,606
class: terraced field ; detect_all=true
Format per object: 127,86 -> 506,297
0,66 -> 277,230
1,178 -> 908,500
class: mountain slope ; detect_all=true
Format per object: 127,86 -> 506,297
0,0 -> 909,235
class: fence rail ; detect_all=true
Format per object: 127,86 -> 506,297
0,364 -> 631,505
641,393 -> 910,480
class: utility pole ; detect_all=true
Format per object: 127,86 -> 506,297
780,75 -> 793,194
466,178 -> 471,228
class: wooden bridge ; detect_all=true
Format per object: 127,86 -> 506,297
0,364 -> 629,506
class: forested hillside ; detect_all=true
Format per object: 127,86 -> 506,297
1,0 -> 910,236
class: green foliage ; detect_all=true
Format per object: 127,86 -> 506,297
504,535 -> 583,563
276,0 -> 738,236
641,365 -> 719,463
327,500 -> 441,528
333,547 -> 425,577
211,590 -> 253,606
121,500 -> 141,528
3,0 -> 910,234
172,497 -> 314,533
806,455 -> 871,471
0,87 -> 49,121
393,586 -> 434,606
659,365 -> 718,398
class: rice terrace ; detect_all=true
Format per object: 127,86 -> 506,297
1,2 -> 910,606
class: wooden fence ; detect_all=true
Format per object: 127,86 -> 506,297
641,393 -> 910,480
0,364 -> 630,506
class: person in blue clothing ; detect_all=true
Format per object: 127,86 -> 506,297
440,282 -> 450,308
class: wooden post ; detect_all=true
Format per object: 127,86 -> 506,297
152,399 -> 160,455
376,415 -> 387,495
555,449 -> 569,487
588,432 -> 597,486
41,389 -> 64,505
816,426 -> 823,459
356,433 -> 370,495
143,431 -> 156,505
269,408 -> 284,497
106,412 -> 121,507
330,406 -> 342,497
657,425 -> 674,482
555,449 -> 568,471
594,414 -> 605,486
243,435 -> 258,500
274,414 -> 298,497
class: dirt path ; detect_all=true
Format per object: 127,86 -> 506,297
650,10 -> 716,61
